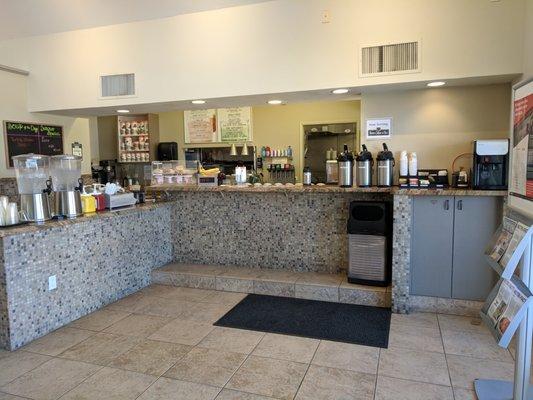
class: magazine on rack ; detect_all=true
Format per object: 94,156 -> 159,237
486,278 -> 530,339
500,222 -> 530,268
487,217 -> 518,263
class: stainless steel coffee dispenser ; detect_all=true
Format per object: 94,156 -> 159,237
356,144 -> 373,187
376,143 -> 395,187
337,144 -> 354,187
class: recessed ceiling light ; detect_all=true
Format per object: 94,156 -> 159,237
191,100 -> 206,105
117,109 -> 130,113
332,88 -> 349,94
267,100 -> 283,105
427,81 -> 446,87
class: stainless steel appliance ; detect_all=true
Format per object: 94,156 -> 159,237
356,144 -> 373,187
376,143 -> 394,187
303,167 -> 312,185
337,144 -> 354,187
472,139 -> 509,190
12,154 -> 52,222
51,155 -> 83,218
347,201 -> 392,286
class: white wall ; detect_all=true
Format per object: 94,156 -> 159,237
0,71 -> 92,177
361,84 -> 511,177
0,0 -> 525,113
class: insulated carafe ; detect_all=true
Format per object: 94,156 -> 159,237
376,143 -> 395,187
337,144 -> 354,187
356,144 -> 373,187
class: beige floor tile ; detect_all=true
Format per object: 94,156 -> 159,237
0,392 -> 29,399
295,365 -> 375,400
0,351 -> 51,386
22,327 -> 94,356
137,377 -> 220,400
164,347 -> 246,387
178,302 -> 234,324
107,292 -> 152,312
139,284 -> 186,298
59,332 -> 143,365
311,340 -> 379,375
438,314 -> 490,335
198,327 -> 264,354
226,356 -> 307,400
252,333 -> 319,363
446,354 -> 514,390
157,287 -> 213,302
60,367 -> 156,400
388,324 -> 444,353
0,350 -> 9,359
442,330 -> 513,362
1,358 -> 100,400
133,296 -> 195,318
104,314 -> 173,338
374,375 -> 454,400
69,309 -> 131,331
109,339 -> 192,376
390,312 -> 438,329
453,388 -> 478,400
378,347 -> 450,386
148,319 -> 215,345
215,389 -> 276,399
201,291 -> 247,305
159,263 -> 224,276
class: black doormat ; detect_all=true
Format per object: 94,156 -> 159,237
214,294 -> 391,348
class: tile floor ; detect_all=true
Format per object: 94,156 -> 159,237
0,284 -> 521,400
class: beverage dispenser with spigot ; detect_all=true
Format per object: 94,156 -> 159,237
12,154 -> 52,222
50,155 -> 83,218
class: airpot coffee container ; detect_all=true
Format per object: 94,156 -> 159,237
356,144 -> 373,187
337,144 -> 354,187
376,143 -> 395,187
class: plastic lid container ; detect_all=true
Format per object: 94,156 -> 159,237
12,154 -> 50,195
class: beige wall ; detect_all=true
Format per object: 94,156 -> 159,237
0,71 -> 92,178
158,100 -> 361,181
361,83 -> 511,176
524,0 -> 533,78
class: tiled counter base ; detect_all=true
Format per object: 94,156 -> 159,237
152,263 -> 391,308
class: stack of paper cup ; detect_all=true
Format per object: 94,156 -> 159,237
0,196 -> 8,225
5,203 -> 19,225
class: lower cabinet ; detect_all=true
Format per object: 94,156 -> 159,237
410,195 -> 502,301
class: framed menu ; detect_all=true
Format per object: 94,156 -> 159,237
218,107 -> 252,143
184,109 -> 217,143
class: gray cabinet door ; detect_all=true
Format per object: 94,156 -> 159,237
411,196 -> 455,298
452,196 -> 501,301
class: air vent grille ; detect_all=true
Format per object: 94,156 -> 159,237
361,41 -> 419,76
100,73 -> 135,97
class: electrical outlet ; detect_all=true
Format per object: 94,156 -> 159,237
321,9 -> 331,24
48,275 -> 57,291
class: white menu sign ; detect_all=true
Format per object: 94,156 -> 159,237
184,109 -> 217,143
218,107 -> 252,143
366,118 -> 392,139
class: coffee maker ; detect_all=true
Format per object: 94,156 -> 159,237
51,155 -> 83,218
92,159 -> 117,184
472,139 -> 509,190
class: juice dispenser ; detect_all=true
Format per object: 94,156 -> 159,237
50,155 -> 83,218
12,154 -> 52,222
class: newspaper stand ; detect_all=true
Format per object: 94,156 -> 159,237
476,221 -> 533,400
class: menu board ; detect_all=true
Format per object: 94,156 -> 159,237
184,109 -> 218,143
218,107 -> 252,143
3,121 -> 64,167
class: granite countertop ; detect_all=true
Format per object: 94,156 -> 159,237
0,202 -> 172,238
146,184 -> 507,197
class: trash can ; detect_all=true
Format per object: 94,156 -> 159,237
347,201 -> 392,286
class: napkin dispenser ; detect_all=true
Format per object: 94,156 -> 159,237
104,193 -> 137,210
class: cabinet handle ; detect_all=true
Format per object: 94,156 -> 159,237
444,199 -> 449,210
457,200 -> 463,211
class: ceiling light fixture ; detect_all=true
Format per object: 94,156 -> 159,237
117,109 -> 130,113
267,100 -> 283,105
191,100 -> 206,105
427,81 -> 446,87
332,88 -> 349,94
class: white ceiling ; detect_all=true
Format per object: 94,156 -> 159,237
0,0 -> 272,41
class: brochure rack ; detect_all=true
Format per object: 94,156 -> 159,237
476,219 -> 533,400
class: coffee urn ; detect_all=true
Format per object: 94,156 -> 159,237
51,155 -> 83,218
376,143 -> 395,187
356,144 -> 373,187
337,144 -> 354,187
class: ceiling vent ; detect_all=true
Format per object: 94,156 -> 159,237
100,73 -> 135,97
360,41 -> 420,77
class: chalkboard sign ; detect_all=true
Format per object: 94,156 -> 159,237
3,121 -> 64,167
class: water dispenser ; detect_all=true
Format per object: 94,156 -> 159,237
50,155 -> 83,218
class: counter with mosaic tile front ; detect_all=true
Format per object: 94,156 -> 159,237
0,202 -> 173,350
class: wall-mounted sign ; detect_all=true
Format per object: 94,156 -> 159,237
366,118 -> 392,140
71,142 -> 83,158
218,107 -> 252,143
184,109 -> 218,144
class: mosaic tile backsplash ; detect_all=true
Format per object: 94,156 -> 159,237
0,203 -> 172,350
169,191 -> 391,274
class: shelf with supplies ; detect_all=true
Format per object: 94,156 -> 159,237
117,115 -> 151,163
